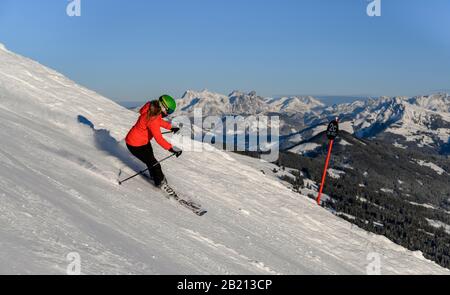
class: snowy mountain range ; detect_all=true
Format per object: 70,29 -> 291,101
177,89 -> 325,116
0,42 -> 447,274
176,89 -> 450,155
318,94 -> 450,154
176,89 -> 326,135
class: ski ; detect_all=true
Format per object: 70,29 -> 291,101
119,170 -> 207,216
160,183 -> 207,216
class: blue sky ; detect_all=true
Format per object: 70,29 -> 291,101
0,0 -> 449,103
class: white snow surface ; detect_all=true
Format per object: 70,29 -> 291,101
0,43 -> 8,52
414,159 -> 446,175
327,169 -> 346,179
0,44 -> 448,274
289,142 -> 321,154
426,219 -> 450,234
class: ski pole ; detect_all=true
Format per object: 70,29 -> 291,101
118,154 -> 176,185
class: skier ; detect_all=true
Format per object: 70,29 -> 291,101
125,95 -> 182,188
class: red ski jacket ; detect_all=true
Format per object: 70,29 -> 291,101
125,102 -> 173,150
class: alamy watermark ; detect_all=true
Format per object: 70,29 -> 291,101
367,0 -> 381,17
366,252 -> 381,275
171,109 -> 280,162
67,0 -> 81,17
66,252 -> 81,275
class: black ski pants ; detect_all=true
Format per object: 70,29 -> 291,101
127,143 -> 165,186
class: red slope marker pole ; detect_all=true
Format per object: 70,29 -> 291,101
316,139 -> 335,206
316,118 -> 339,206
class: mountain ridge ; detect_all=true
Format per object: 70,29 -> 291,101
130,89 -> 450,154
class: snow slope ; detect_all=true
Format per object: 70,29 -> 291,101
0,43 -> 448,274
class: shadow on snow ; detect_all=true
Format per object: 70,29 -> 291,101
77,115 -> 146,180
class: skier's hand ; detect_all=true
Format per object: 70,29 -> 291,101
169,146 -> 183,158
171,123 -> 183,134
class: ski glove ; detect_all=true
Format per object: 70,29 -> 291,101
170,146 -> 183,158
171,123 -> 183,134
171,127 -> 180,134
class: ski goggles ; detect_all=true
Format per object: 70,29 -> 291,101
159,101 -> 168,114
159,99 -> 173,115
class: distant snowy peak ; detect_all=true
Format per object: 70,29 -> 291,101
178,89 -> 268,116
411,93 -> 450,113
228,90 -> 268,114
181,89 -> 227,102
178,89 -> 326,116
325,93 -> 450,126
324,96 -> 406,118
178,89 -> 231,116
267,96 -> 325,114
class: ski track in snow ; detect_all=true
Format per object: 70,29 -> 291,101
0,43 -> 449,274
183,229 -> 281,275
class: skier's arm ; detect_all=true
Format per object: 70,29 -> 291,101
149,123 -> 173,151
160,119 -> 172,130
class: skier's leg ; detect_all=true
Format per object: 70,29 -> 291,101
143,143 -> 165,186
127,144 -> 148,162
126,144 -> 154,181
126,143 -> 165,186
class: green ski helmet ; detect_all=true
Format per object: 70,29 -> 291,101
158,94 -> 176,115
